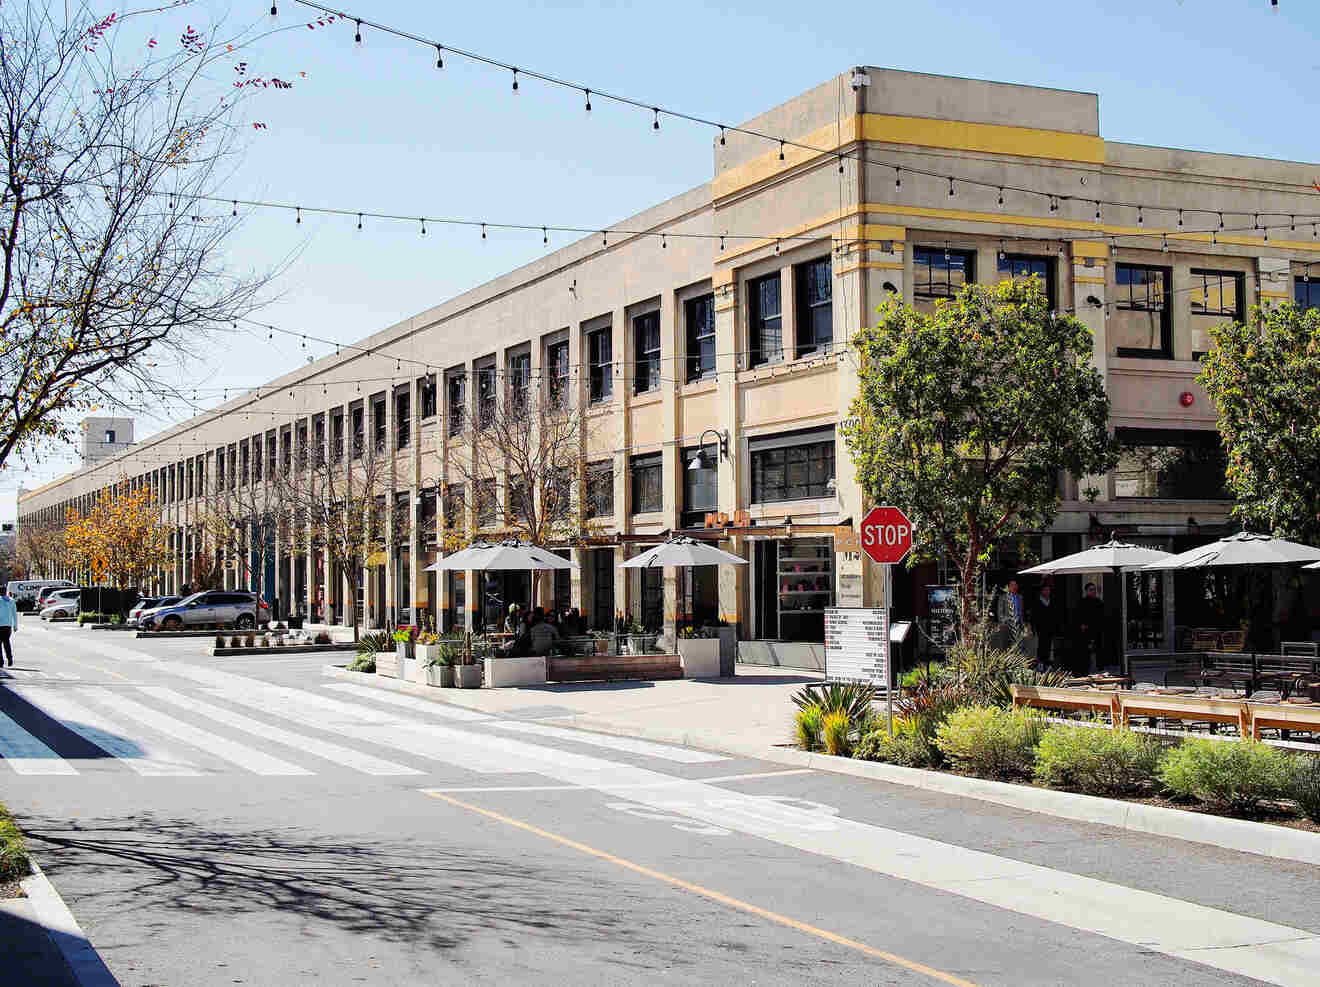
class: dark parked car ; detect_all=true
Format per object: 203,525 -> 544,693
140,591 -> 271,631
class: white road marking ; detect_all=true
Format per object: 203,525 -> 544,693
82,688 -> 312,776
322,682 -> 492,721
423,769 -> 813,792
0,710 -> 77,775
487,720 -> 728,763
139,686 -> 424,776
10,686 -> 201,776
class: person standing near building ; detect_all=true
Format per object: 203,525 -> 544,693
1075,582 -> 1106,675
995,579 -> 1024,648
1031,583 -> 1059,667
0,586 -> 18,667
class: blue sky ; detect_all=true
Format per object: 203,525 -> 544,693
2,0 -> 1314,515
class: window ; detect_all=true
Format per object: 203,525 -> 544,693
794,257 -> 833,357
1296,277 -> 1320,312
444,483 -> 465,532
228,445 -> 238,490
685,294 -> 716,381
630,453 -> 663,514
1113,264 -> 1172,358
748,273 -> 782,367
476,479 -> 498,526
1189,269 -> 1244,359
588,327 -> 613,404
104,429 -> 115,444
447,372 -> 466,435
681,445 -> 717,525
477,363 -> 496,428
296,423 -> 308,469
508,474 -> 531,523
419,375 -> 437,418
547,339 -> 570,407
997,254 -> 1056,311
266,432 -> 277,474
750,427 -> 836,503
331,412 -> 343,463
587,462 -> 613,517
914,247 -> 974,305
633,311 -> 660,394
240,443 -> 249,486
313,415 -> 325,466
396,391 -> 410,449
372,399 -> 386,452
1114,428 -> 1229,500
508,351 -> 531,411
419,491 -> 437,548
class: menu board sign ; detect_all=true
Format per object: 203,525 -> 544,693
825,607 -> 889,687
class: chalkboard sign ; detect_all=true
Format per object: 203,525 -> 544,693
825,607 -> 889,687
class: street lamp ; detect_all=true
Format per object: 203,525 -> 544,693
688,428 -> 729,471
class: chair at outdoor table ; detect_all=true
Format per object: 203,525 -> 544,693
1255,654 -> 1318,700
1165,651 -> 1257,696
1218,629 -> 1247,653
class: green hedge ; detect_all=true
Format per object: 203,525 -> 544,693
0,805 -> 30,883
1034,723 -> 1161,796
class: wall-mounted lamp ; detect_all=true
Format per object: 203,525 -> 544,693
783,516 -> 794,538
882,281 -> 898,294
688,428 -> 729,471
1085,295 -> 1103,308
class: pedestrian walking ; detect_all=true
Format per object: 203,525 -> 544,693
0,586 -> 18,667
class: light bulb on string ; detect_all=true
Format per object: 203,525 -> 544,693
1161,233 -> 1168,253
1177,210 -> 1183,228
1094,202 -> 1101,221
420,218 -> 426,235
270,3 -> 277,17
838,155 -> 844,174
481,223 -> 486,240
894,168 -> 901,190
719,127 -> 726,146
295,207 -> 301,225
652,108 -> 660,131
1264,228 -> 1270,243
1219,213 -> 1224,230
998,188 -> 1004,206
1291,216 -> 1296,232
661,233 -> 667,249
435,45 -> 443,68
231,201 -> 237,217
1138,207 -> 1144,226
511,68 -> 519,92
1049,196 -> 1057,214
584,89 -> 591,111
778,141 -> 785,161
543,227 -> 548,245
354,20 -> 361,44
719,235 -> 725,251
947,177 -> 954,197
356,213 -> 362,231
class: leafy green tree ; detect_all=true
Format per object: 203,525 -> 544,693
1199,303 -> 1320,542
843,278 -> 1116,638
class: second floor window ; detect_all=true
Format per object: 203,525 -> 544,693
914,247 -> 974,303
314,417 -> 325,465
508,352 -> 531,412
296,424 -> 307,469
634,311 -> 661,394
547,340 -> 570,407
750,428 -> 836,503
240,444 -> 249,486
477,366 -> 496,428
396,392 -> 410,449
795,257 -> 833,357
372,399 -> 386,452
685,294 -> 716,381
587,462 -> 614,517
350,410 -> 363,458
331,413 -> 343,463
630,453 -> 663,514
1114,263 -> 1172,359
1297,278 -> 1320,312
1190,269 -> 1244,359
998,254 -> 1057,312
447,374 -> 466,435
748,273 -> 782,368
589,327 -> 613,404
419,375 -> 437,418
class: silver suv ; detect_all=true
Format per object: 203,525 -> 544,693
141,591 -> 270,631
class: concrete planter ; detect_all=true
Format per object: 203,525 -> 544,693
425,663 -> 454,687
376,650 -> 401,678
397,656 -> 418,683
678,637 -> 721,678
395,640 -> 414,659
454,663 -> 483,689
484,655 -> 547,688
716,626 -> 738,677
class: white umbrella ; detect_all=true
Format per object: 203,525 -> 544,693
620,536 -> 748,569
1020,539 -> 1172,575
1141,532 -> 1320,570
425,539 -> 578,572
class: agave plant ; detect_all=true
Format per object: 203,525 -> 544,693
356,630 -> 392,657
791,682 -> 878,726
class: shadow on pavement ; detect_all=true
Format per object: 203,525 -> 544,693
0,898 -> 80,986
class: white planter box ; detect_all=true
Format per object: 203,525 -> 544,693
454,663 -> 484,689
678,638 -> 721,678
425,664 -> 454,687
484,655 -> 547,688
397,656 -> 418,683
413,644 -> 441,684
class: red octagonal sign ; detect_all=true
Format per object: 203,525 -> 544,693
860,506 -> 912,565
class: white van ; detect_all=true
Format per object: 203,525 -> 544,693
7,579 -> 74,612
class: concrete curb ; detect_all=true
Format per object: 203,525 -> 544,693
20,860 -> 119,986
319,665 -> 1320,867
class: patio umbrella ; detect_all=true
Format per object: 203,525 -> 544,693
619,536 -> 748,569
1020,540 -> 1175,676
1140,532 -> 1320,570
425,539 -> 578,572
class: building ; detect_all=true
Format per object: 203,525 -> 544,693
78,417 -> 135,466
19,68 -> 1320,666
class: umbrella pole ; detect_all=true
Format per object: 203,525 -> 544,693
1117,565 -> 1128,678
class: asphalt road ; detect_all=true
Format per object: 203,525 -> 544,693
3,622 -> 1319,986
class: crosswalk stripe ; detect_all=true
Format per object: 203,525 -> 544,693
81,688 -> 312,776
488,720 -> 728,764
139,686 -> 424,776
10,687 -> 201,776
0,710 -> 78,775
321,682 -> 491,721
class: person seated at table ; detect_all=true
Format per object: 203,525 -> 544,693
561,607 -> 583,636
528,610 -> 559,656
504,603 -> 522,634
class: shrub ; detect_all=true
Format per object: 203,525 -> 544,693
1033,724 -> 1160,796
795,705 -> 824,752
346,654 -> 376,674
1291,756 -> 1320,823
1158,738 -> 1299,814
854,724 -> 939,768
822,710 -> 852,756
357,631 -> 391,657
792,682 -> 876,727
314,631 -> 332,645
0,805 -> 30,883
935,705 -> 1046,778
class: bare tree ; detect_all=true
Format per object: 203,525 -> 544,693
199,464 -> 285,598
16,518 -> 63,579
274,438 -> 390,642
0,5 -> 291,467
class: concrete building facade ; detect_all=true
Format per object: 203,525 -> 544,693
19,68 -> 1320,665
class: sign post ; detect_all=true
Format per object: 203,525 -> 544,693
860,506 -> 913,732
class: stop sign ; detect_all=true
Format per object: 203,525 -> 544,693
860,506 -> 912,565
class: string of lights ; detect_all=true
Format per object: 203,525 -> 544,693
267,0 -> 1319,240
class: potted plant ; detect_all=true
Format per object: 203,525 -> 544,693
677,626 -> 721,678
394,627 -> 417,681
425,640 -> 456,687
412,631 -> 441,685
454,636 -> 485,688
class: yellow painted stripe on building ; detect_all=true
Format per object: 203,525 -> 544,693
1072,241 -> 1108,259
713,117 -> 861,200
1074,276 -> 1106,285
861,113 -> 1104,165
715,207 -> 855,266
836,261 -> 905,276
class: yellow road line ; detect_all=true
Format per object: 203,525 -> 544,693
426,791 -> 975,986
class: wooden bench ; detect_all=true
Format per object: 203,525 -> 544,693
1255,655 -> 1318,699
1165,652 -> 1257,695
547,654 -> 683,683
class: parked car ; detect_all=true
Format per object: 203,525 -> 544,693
39,588 -> 81,621
8,579 -> 74,613
128,596 -> 180,626
140,591 -> 270,631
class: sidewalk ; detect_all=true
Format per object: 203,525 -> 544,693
327,663 -> 822,751
0,862 -> 118,987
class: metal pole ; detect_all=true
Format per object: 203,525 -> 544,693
884,562 -> 894,734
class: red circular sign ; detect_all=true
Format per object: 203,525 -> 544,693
860,506 -> 913,565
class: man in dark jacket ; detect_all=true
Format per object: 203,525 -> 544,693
1031,584 -> 1060,667
1074,582 -> 1106,675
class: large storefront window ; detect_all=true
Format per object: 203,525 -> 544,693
681,445 -> 716,528
590,549 -> 614,630
1114,428 -> 1230,500
750,426 -> 835,503
753,537 -> 834,642
446,571 -> 465,632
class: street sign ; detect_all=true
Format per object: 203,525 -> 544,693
860,506 -> 912,565
824,607 -> 889,687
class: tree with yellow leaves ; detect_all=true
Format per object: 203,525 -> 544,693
63,485 -> 168,590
